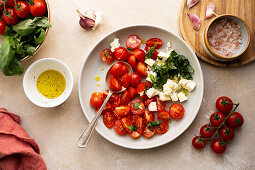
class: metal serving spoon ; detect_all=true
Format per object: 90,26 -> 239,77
77,62 -> 133,148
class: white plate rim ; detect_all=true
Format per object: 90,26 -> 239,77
78,24 -> 204,149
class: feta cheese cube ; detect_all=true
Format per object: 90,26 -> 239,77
179,78 -> 188,88
145,59 -> 155,67
157,60 -> 165,66
167,79 -> 178,90
177,91 -> 188,102
148,102 -> 157,111
184,80 -> 196,92
110,38 -> 120,52
145,88 -> 160,98
146,71 -> 157,83
166,41 -> 172,51
163,83 -> 172,95
170,92 -> 178,102
157,51 -> 169,60
159,92 -> 170,101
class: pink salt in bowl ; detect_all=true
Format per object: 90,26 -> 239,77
203,14 -> 250,61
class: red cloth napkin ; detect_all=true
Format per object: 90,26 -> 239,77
0,108 -> 47,170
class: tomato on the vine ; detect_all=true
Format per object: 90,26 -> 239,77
0,20 -> 6,35
200,124 -> 216,139
210,112 -> 226,127
146,38 -> 163,49
100,49 -> 114,64
192,136 -> 206,149
29,0 -> 47,17
14,1 -> 30,18
6,0 -> 15,7
219,126 -> 235,141
169,103 -> 184,119
126,35 -> 141,50
227,112 -> 244,128
0,0 -> 4,12
2,8 -> 19,26
90,92 -> 104,108
216,96 -> 233,114
211,139 -> 226,154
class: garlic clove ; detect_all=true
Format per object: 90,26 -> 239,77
76,9 -> 102,30
205,2 -> 216,19
187,0 -> 199,9
187,13 -> 201,30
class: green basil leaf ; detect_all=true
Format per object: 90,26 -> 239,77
133,102 -> 140,110
34,28 -> 46,44
2,58 -> 24,76
127,125 -> 138,131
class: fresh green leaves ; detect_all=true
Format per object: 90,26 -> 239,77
133,102 -> 140,110
127,125 -> 138,131
147,120 -> 162,131
105,50 -> 109,57
145,44 -> 157,59
34,28 -> 46,44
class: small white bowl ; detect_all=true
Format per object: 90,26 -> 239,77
23,58 -> 73,108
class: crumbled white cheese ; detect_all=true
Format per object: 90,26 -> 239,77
110,38 -> 120,52
184,80 -> 196,92
166,41 -> 172,51
170,92 -> 178,102
179,78 -> 188,88
177,91 -> 188,102
145,59 -> 155,67
145,88 -> 160,98
163,83 -> 172,95
157,51 -> 169,60
159,92 -> 170,101
148,102 -> 157,111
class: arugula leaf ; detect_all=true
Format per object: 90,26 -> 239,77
133,102 -> 140,110
34,28 -> 46,44
128,125 -> 138,131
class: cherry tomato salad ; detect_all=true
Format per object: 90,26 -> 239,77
192,96 -> 244,154
90,35 -> 197,139
0,0 -> 51,76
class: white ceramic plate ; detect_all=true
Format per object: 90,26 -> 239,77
79,25 -> 204,149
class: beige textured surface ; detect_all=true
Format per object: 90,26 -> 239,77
0,0 -> 255,169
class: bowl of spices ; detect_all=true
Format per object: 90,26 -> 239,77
23,58 -> 73,108
203,14 -> 250,61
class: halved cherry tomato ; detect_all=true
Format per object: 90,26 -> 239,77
103,111 -> 116,128
211,139 -> 226,154
155,120 -> 169,134
219,126 -> 235,141
130,73 -> 141,87
120,73 -> 130,88
114,106 -> 130,117
216,96 -> 233,115
226,112 -> 244,129
120,90 -> 132,105
14,1 -> 30,18
144,110 -> 155,122
95,102 -> 112,113
133,49 -> 145,61
127,87 -> 137,100
109,76 -> 122,91
146,38 -> 163,49
2,8 -> 19,26
29,0 -> 47,17
114,120 -> 127,135
109,62 -> 125,78
90,92 -> 104,108
127,54 -> 136,69
108,94 -> 120,107
143,126 -> 156,138
134,117 -> 143,134
0,20 -> 6,35
156,96 -> 165,112
210,112 -> 226,127
131,114 -> 140,124
114,47 -> 128,61
169,104 -> 185,119
130,99 -> 145,115
144,97 -> 155,106
130,131 -> 141,139
121,117 -> 133,133
126,35 -> 141,50
136,62 -> 147,76
158,110 -> 171,121
103,90 -> 109,99
136,82 -> 151,94
192,136 -> 206,149
144,46 -> 158,60
200,124 -> 216,138
100,49 -> 114,64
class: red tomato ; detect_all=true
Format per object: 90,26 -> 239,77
0,0 -> 4,12
121,117 -> 133,133
95,102 -> 112,113
114,120 -> 127,135
103,111 -> 116,128
29,0 -> 47,17
109,62 -> 125,78
155,120 -> 169,134
126,35 -> 141,50
6,0 -> 16,7
134,117 -> 143,134
143,126 -> 156,138
109,76 -> 122,91
127,87 -> 137,100
2,8 -> 19,26
130,131 -> 141,139
144,46 -> 158,60
130,73 -> 141,87
211,139 -> 226,154
130,99 -> 145,115
169,103 -> 185,119
114,106 -> 130,117
120,73 -> 130,88
156,96 -> 166,112
114,47 -> 128,61
144,110 -> 155,122
219,126 -> 235,141
227,112 -> 244,128
146,38 -> 163,49
216,96 -> 233,114
108,94 -> 120,107
0,20 -> 6,35
200,124 -> 216,138
136,82 -> 151,94
192,136 -> 206,149
14,1 -> 30,18
120,90 -> 132,105
122,65 -> 129,75
136,62 -> 147,76
127,54 -> 136,69
210,112 -> 226,127
100,49 -> 114,64
103,90 -> 109,98
144,97 -> 155,106
90,92 -> 104,108
133,49 -> 146,61
158,110 -> 171,121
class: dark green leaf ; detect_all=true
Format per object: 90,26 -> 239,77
133,102 -> 140,110
105,50 -> 109,57
127,125 -> 138,131
34,28 -> 46,44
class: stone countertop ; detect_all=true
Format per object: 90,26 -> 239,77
0,0 -> 254,169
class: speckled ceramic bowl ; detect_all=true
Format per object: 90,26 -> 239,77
202,14 -> 250,61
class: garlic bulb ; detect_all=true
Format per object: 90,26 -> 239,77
76,9 -> 102,30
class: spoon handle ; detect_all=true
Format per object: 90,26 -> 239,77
77,91 -> 113,148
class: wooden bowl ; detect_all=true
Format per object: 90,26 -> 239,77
20,0 -> 51,62
202,14 -> 250,61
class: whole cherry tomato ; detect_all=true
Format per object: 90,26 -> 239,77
14,1 -> 30,18
211,139 -> 226,154
6,0 -> 16,7
216,96 -> 233,114
219,126 -> 235,141
158,110 -> 171,121
169,103 -> 184,119
146,38 -> 163,49
90,92 -> 104,108
2,8 -> 19,25
29,0 -> 47,17
133,49 -> 145,61
0,20 -> 6,35
100,49 -> 114,64
192,136 -> 206,149
114,47 -> 128,61
210,112 -> 226,127
126,35 -> 141,50
103,111 -> 116,128
200,124 -> 216,138
109,62 -> 125,78
109,76 -> 122,91
130,73 -> 141,87
114,120 -> 127,135
227,112 -> 244,128
136,61 -> 147,76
